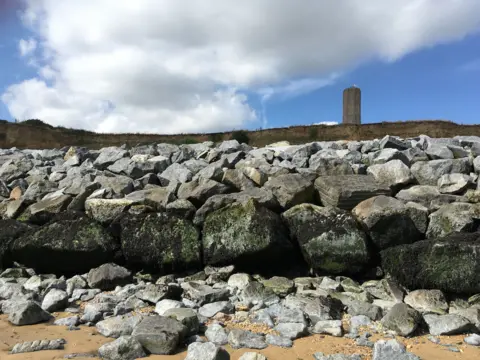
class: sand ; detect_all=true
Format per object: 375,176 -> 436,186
1,314 -> 479,360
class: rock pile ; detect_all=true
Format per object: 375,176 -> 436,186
1,134 -> 480,358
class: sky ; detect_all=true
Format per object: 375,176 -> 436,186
0,0 -> 479,134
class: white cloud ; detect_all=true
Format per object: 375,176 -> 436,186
314,122 -> 338,126
3,0 -> 480,133
18,38 -> 37,57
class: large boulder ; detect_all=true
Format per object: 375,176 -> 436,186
426,202 -> 480,239
202,199 -> 297,271
282,204 -> 370,275
315,175 -> 390,210
410,158 -> 471,186
352,196 -> 423,249
193,188 -> 280,226
263,173 -> 315,210
119,212 -> 201,274
0,220 -> 32,270
366,160 -> 414,191
131,315 -> 187,355
381,232 -> 480,294
8,213 -> 119,274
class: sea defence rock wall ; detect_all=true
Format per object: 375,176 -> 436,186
1,134 -> 480,357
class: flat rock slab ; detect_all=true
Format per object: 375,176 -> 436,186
315,175 -> 391,210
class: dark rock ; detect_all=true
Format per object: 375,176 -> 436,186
8,213 -> 119,275
282,204 -> 370,275
119,212 -> 201,274
381,232 -> 480,294
202,199 -> 297,271
87,263 -> 132,291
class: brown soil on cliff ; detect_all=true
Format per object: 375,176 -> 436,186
1,119 -> 480,150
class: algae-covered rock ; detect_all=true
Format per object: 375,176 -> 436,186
202,199 -> 296,271
9,212 -> 119,274
381,232 -> 480,294
119,212 -> 201,274
426,202 -> 480,238
0,220 -> 33,270
282,203 -> 370,275
352,196 -> 422,249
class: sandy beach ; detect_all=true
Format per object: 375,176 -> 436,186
1,314 -> 479,360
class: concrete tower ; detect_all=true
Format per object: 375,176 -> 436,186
342,85 -> 361,124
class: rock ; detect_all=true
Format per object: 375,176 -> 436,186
282,204 -> 369,275
8,301 -> 52,325
265,334 -> 293,348
367,160 -> 414,190
227,273 -> 252,290
182,282 -> 230,306
93,147 -> 128,170
193,188 -> 280,226
205,323 -> 229,345
85,198 -> 134,224
349,315 -> 371,333
125,187 -> 176,211
54,316 -> 79,327
464,334 -> 480,346
314,354 -> 362,360
381,232 -> 480,294
21,194 -> 72,225
96,314 -> 144,338
159,163 -> 194,185
163,308 -> 199,336
381,303 -> 422,337
260,277 -> 295,297
97,336 -> 147,360
199,301 -> 234,318
0,220 -> 32,270
274,322 -> 307,340
372,339 -> 420,360
202,199 -> 295,270
93,175 -> 134,196
314,175 -> 390,210
9,213 -> 118,274
410,158 -> 471,186
263,174 -> 315,209
438,173 -> 473,194
228,329 -> 267,349
131,315 -> 187,355
41,289 -> 69,312
425,144 -> 454,160
380,135 -> 409,151
185,342 -> 230,360
87,263 -> 132,291
312,320 -> 343,337
0,158 -> 34,183
361,279 -> 404,303
222,169 -> 256,191
423,314 -> 472,335
119,212 -> 201,274
239,353 -> 267,360
404,290 -> 449,315
346,300 -> 382,321
178,179 -> 231,208
284,294 -> 343,325
240,282 -> 279,306
10,338 -> 66,354
426,202 -> 480,238
396,185 -> 441,209
155,299 -> 184,316
352,196 -> 422,250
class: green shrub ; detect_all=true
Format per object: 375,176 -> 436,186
230,130 -> 250,144
309,127 -> 318,140
183,137 -> 200,144
208,133 -> 224,143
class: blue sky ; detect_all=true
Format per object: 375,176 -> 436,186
0,1 -> 480,134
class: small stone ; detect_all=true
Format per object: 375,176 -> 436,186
464,333 -> 480,346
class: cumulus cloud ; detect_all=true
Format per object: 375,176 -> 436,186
18,38 -> 37,57
3,0 -> 480,133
